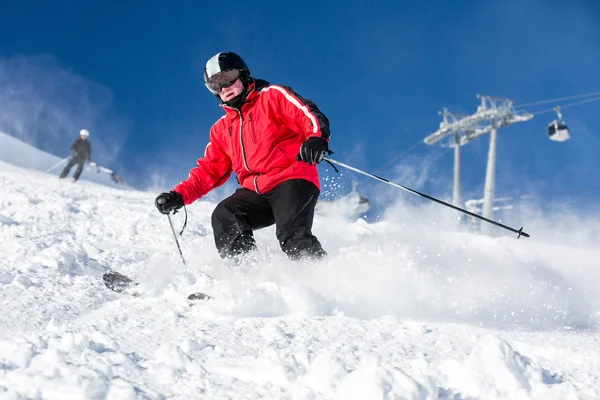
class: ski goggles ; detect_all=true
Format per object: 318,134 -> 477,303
205,70 -> 241,94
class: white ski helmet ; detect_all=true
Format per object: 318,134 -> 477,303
80,129 -> 90,137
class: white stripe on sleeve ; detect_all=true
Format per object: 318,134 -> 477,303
263,85 -> 319,134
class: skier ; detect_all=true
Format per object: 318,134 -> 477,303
60,129 -> 92,182
155,52 -> 331,261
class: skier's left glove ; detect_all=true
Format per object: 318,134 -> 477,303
296,137 -> 329,165
155,191 -> 184,215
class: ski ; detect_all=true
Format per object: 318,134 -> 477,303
103,270 -> 139,295
187,292 -> 212,304
102,270 -> 211,304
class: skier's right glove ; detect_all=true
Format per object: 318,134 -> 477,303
155,191 -> 184,215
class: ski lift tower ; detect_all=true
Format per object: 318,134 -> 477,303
424,95 -> 533,234
424,104 -> 500,207
477,95 -> 533,234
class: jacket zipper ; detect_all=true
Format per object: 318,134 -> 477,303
238,109 -> 262,194
238,110 -> 251,172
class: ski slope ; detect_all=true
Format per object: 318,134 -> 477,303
0,131 -> 126,189
2,154 -> 600,398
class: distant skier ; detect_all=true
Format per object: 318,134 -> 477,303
154,52 -> 331,261
60,129 -> 92,182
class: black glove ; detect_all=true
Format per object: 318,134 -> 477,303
155,191 -> 184,215
296,137 -> 329,165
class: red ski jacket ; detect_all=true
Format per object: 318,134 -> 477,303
174,79 -> 331,204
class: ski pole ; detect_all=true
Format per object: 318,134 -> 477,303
46,157 -> 69,173
166,213 -> 215,281
323,157 -> 530,239
167,214 -> 187,266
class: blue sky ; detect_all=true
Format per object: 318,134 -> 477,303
1,0 -> 599,218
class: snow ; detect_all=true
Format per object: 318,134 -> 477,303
2,134 -> 600,399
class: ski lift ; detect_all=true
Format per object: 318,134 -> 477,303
547,106 -> 570,142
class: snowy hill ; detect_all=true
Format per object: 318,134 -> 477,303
0,131 -> 127,189
2,157 -> 600,398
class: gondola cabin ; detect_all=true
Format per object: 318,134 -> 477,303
548,119 -> 570,142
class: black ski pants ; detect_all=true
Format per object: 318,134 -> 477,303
211,179 -> 326,260
60,158 -> 85,181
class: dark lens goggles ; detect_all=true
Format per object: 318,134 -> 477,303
205,70 -> 240,94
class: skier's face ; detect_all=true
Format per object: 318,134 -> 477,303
218,78 -> 244,102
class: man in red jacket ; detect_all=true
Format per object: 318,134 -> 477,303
155,52 -> 330,261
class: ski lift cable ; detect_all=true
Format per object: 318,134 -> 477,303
559,185 -> 600,195
516,91 -> 600,109
530,96 -> 600,116
372,139 -> 426,173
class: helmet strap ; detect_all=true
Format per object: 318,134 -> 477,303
239,70 -> 251,88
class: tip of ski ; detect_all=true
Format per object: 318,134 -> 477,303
103,270 -> 212,305
187,292 -> 212,306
